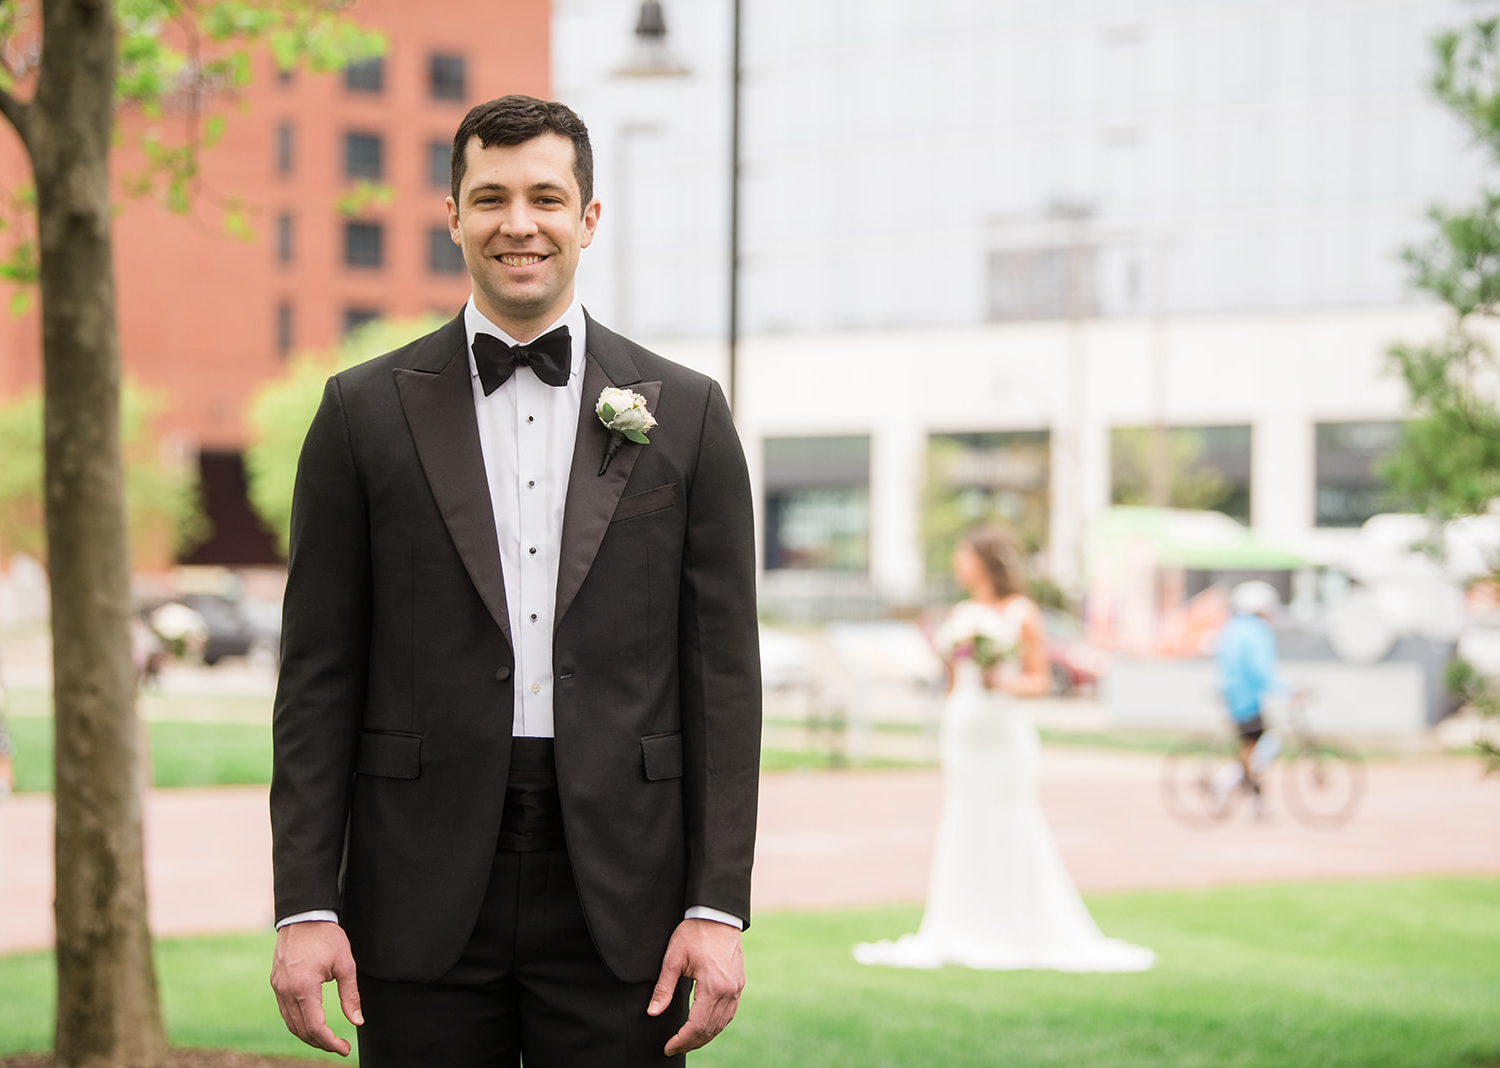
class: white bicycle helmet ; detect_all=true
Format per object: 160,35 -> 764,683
1230,580 -> 1280,616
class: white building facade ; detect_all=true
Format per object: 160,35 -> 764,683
553,0 -> 1498,608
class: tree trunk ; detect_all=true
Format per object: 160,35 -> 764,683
31,0 -> 169,1064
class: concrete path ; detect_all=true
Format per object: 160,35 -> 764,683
1,748 -> 1496,955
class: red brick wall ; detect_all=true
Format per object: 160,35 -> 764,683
0,0 -> 550,449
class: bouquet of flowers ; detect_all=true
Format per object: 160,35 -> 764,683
932,601 -> 1020,669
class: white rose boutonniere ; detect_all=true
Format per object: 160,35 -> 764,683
596,386 -> 657,474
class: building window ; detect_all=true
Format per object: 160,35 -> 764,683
1110,424 -> 1253,523
275,301 -> 293,358
275,121 -> 294,176
345,56 -> 383,94
345,132 -> 384,181
988,245 -> 1096,321
1315,421 -> 1402,527
428,140 -> 450,191
924,431 -> 1051,582
428,226 -> 465,274
763,436 -> 871,572
343,307 -> 381,336
344,222 -> 384,268
429,53 -> 466,101
275,213 -> 293,265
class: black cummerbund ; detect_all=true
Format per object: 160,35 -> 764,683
497,737 -> 565,853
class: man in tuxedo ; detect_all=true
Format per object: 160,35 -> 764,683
268,95 -> 761,1065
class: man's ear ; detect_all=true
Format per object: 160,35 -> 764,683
580,199 -> 602,248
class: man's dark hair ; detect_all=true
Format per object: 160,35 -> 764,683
450,95 -> 594,213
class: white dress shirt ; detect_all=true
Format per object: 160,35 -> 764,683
278,298 -> 741,931
464,296 -> 585,738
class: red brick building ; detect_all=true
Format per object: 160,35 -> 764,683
0,0 -> 550,567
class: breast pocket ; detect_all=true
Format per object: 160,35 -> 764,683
612,482 -> 677,524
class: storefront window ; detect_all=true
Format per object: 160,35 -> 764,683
1315,421 -> 1401,527
763,436 -> 870,572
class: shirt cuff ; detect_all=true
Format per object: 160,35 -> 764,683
275,909 -> 340,930
684,905 -> 744,930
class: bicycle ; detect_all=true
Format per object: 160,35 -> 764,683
1161,689 -> 1365,829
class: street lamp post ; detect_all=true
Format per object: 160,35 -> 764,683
614,0 -> 742,414
613,0 -> 689,78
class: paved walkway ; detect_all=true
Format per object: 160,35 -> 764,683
1,748 -> 1496,955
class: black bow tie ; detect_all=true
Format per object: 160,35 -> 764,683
473,325 -> 572,393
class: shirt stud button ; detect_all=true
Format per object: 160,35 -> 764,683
527,415 -> 535,423
530,682 -> 540,694
527,480 -> 535,488
529,546 -> 537,555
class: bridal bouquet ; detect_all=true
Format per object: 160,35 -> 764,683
932,602 -> 1020,669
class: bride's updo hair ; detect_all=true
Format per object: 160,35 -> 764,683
961,523 -> 1025,599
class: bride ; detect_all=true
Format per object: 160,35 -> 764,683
854,524 -> 1154,972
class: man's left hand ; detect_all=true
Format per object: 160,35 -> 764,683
648,917 -> 745,1056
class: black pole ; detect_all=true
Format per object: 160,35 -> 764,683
727,0 -> 742,413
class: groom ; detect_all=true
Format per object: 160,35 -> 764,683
268,95 -> 762,1064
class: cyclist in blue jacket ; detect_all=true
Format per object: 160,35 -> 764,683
1216,581 -> 1289,806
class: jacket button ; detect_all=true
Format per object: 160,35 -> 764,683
495,666 -> 512,681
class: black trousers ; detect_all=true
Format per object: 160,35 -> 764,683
356,739 -> 690,1067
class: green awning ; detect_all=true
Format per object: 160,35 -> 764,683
1089,506 -> 1308,571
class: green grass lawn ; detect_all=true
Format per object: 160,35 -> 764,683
3,716 -> 273,793
698,878 -> 1500,1068
7,718 -> 922,789
0,879 -> 1495,1065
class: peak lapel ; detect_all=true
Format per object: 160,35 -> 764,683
393,320 -> 512,648
555,320 -> 661,631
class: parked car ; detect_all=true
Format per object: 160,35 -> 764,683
140,592 -> 281,668
1040,608 -> 1109,696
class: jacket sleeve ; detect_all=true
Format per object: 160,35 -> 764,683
677,379 -> 762,928
269,376 -> 372,922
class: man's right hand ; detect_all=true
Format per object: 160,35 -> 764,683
270,920 -> 363,1057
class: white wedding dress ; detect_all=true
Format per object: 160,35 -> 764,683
854,600 -> 1154,972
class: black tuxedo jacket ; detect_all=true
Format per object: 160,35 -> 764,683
269,311 -> 762,984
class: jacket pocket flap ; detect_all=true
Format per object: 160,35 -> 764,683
356,731 -> 421,779
612,482 -> 677,523
641,731 -> 683,781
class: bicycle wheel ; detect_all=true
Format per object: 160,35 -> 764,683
1283,743 -> 1365,827
1161,739 -> 1238,827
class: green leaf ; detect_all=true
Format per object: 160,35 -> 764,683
600,403 -> 616,422
8,291 -> 29,316
624,429 -> 650,445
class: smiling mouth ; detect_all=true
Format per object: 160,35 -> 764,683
497,253 -> 547,266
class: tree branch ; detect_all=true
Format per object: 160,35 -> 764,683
0,83 -> 29,147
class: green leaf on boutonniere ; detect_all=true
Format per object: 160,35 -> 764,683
624,429 -> 650,444
600,403 -> 617,422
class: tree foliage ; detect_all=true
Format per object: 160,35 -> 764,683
0,383 -> 208,565
245,315 -> 448,555
1386,18 -> 1500,769
0,1 -> 383,298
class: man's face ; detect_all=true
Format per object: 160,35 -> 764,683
447,132 -> 600,340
